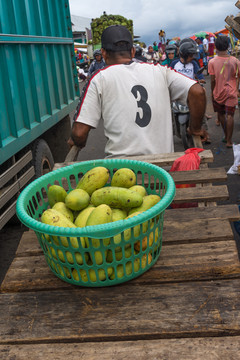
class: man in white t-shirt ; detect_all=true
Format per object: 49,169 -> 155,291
69,25 -> 206,157
203,34 -> 209,54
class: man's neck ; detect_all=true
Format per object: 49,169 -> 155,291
217,51 -> 229,57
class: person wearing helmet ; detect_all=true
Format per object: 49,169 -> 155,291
133,45 -> 147,63
170,39 -> 204,82
88,49 -> 105,77
162,44 -> 177,67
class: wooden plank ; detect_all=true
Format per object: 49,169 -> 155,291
163,218 -> 233,244
1,336 -> 240,360
0,279 -> 240,343
225,15 -> 240,39
170,167 -> 227,184
2,239 -> 239,293
236,0 -> 240,9
174,185 -> 229,203
0,150 -> 32,188
53,150 -> 213,170
15,230 -> 42,256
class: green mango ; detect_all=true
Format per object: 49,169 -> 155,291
47,185 -> 67,208
91,186 -> 143,209
85,204 -> 112,265
65,189 -> 90,211
111,168 -> 136,188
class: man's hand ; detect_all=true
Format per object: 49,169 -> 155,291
67,137 -> 75,148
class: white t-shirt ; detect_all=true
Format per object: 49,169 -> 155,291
203,38 -> 209,51
173,61 -> 195,79
75,62 -> 195,157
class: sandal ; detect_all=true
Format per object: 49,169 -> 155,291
222,137 -> 227,143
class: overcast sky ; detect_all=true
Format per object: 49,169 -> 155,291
69,0 -> 239,44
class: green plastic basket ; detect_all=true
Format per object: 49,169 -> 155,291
16,159 -> 175,287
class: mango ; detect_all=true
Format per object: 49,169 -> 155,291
41,208 -> 85,249
129,185 -> 147,197
113,211 -> 148,251
74,205 -> 95,227
52,202 -> 74,223
110,258 -> 140,280
76,166 -> 110,195
106,246 -> 132,262
65,189 -> 90,211
140,253 -> 152,269
85,204 -> 112,264
47,185 -> 67,208
134,227 -> 159,252
111,208 -> 127,222
111,168 -> 136,188
57,249 -> 89,265
72,267 -> 113,282
128,195 -> 161,215
91,186 -> 143,209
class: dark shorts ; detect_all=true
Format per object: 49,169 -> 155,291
212,99 -> 236,116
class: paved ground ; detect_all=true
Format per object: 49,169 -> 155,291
1,74 -> 240,286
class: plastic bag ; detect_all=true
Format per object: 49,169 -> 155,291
227,144 -> 240,175
170,148 -> 204,208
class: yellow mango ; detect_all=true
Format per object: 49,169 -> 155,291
52,202 -> 74,223
76,166 -> 110,195
110,258 -> 140,280
129,185 -> 147,197
106,246 -> 133,263
111,208 -> 127,222
72,267 -> 113,282
128,195 -> 161,215
41,209 -> 85,249
74,205 -> 95,227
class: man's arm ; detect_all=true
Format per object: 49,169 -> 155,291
187,83 -> 206,136
68,122 -> 93,148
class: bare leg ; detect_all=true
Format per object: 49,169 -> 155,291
225,114 -> 234,147
218,112 -> 227,138
219,112 -> 234,146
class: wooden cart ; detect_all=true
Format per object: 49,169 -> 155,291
1,150 -> 240,359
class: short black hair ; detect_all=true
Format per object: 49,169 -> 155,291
105,41 -> 132,58
215,35 -> 229,51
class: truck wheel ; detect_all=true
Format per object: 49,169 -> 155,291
33,139 -> 54,178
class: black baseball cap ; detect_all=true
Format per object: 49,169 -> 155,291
101,25 -> 133,51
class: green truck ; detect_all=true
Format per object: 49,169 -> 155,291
0,0 -> 80,229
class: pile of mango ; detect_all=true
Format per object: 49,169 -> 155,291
91,13 -> 133,45
41,166 -> 161,284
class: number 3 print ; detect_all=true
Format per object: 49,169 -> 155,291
131,85 -> 152,127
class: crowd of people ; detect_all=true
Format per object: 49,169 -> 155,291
70,25 -> 240,154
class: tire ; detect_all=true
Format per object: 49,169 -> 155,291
32,139 -> 54,178
180,123 -> 194,150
